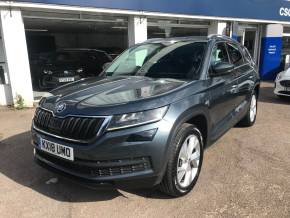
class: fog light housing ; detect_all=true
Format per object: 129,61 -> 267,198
127,129 -> 157,142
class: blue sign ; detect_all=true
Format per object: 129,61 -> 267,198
259,37 -> 283,80
15,0 -> 290,22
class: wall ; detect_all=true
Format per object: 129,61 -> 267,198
259,24 -> 283,80
0,9 -> 34,107
17,0 -> 290,23
0,21 -> 13,105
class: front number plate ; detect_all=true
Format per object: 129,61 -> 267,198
59,77 -> 75,83
40,138 -> 74,161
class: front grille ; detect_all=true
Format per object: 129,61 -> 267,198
53,70 -> 76,77
278,91 -> 290,95
280,80 -> 290,87
36,149 -> 151,177
33,107 -> 105,142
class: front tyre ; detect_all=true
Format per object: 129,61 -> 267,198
159,123 -> 204,197
238,92 -> 257,127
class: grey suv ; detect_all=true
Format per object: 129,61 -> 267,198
31,35 -> 260,197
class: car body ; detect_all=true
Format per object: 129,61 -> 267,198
274,68 -> 290,97
31,35 -> 260,196
30,49 -> 112,90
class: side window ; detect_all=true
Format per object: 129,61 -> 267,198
227,43 -> 243,66
210,43 -> 230,67
242,47 -> 254,64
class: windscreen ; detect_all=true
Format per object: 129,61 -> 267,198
104,41 -> 206,80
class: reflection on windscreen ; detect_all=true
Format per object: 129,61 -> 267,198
105,41 -> 206,80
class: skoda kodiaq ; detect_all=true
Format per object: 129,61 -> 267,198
31,35 -> 260,197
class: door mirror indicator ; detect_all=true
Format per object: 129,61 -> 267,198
211,62 -> 234,76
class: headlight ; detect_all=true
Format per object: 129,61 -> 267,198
107,106 -> 168,131
38,97 -> 46,106
76,68 -> 83,73
43,70 -> 53,75
276,72 -> 283,81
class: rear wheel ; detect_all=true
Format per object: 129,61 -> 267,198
159,123 -> 204,197
238,92 -> 257,127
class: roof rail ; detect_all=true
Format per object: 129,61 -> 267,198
208,34 -> 236,42
143,36 -> 207,43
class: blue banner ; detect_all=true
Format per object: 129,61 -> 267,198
259,37 -> 283,80
15,0 -> 290,22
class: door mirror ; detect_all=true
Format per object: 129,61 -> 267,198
102,62 -> 112,70
211,62 -> 234,76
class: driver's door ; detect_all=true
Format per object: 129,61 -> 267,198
207,42 -> 239,141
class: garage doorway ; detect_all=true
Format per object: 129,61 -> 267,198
237,25 -> 261,64
22,10 -> 128,100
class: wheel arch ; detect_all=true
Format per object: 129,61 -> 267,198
254,83 -> 260,98
185,114 -> 208,148
168,106 -> 210,150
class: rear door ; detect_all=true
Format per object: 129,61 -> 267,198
208,42 -> 239,140
226,43 -> 255,120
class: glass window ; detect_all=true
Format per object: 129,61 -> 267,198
147,18 -> 209,39
210,43 -> 230,66
104,41 -> 207,80
242,47 -> 253,64
227,43 -> 243,66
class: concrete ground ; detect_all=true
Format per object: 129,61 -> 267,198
0,82 -> 289,218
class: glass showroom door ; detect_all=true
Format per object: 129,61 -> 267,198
237,26 -> 260,63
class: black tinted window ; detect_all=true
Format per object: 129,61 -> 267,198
227,43 -> 243,66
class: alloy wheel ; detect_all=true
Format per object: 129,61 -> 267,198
250,94 -> 257,122
176,134 -> 201,188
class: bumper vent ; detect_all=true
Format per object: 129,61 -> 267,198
280,80 -> 290,87
33,107 -> 105,142
36,149 -> 151,178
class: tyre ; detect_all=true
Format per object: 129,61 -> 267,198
159,123 -> 204,197
238,92 -> 257,127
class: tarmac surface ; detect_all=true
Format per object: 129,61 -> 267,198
0,82 -> 289,218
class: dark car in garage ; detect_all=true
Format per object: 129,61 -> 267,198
31,35 -> 260,197
30,48 -> 112,90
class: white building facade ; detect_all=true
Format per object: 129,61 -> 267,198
0,0 -> 290,107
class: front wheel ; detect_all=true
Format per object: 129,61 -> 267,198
159,123 -> 204,197
238,92 -> 257,127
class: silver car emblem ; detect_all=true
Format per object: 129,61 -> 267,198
55,102 -> 66,113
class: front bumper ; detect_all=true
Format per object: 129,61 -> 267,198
31,119 -> 173,188
274,78 -> 290,97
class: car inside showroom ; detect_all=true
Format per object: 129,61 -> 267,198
23,10 -> 211,100
23,10 -> 128,98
